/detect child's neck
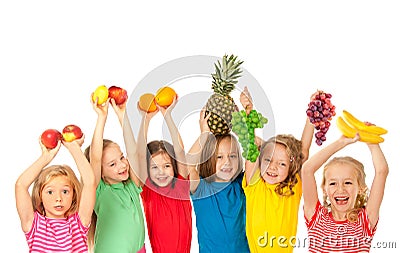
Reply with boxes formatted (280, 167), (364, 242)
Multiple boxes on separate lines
(331, 209), (347, 221)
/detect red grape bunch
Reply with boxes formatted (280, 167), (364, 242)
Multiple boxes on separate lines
(306, 91), (336, 146)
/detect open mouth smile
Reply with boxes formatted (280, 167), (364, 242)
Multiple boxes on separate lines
(266, 171), (278, 177)
(334, 196), (349, 205)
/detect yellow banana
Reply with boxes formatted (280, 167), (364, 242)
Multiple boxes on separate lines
(336, 116), (384, 143)
(342, 110), (388, 135)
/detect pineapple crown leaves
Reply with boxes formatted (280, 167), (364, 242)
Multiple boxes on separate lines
(211, 54), (244, 95)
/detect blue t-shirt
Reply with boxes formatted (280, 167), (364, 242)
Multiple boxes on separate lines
(191, 172), (249, 253)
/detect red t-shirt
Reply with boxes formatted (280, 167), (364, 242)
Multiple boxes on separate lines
(305, 201), (377, 253)
(141, 174), (192, 253)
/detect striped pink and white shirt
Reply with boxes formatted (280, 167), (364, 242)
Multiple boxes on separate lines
(25, 211), (89, 253)
(305, 201), (377, 253)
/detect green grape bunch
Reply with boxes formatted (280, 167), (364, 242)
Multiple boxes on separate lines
(231, 109), (268, 162)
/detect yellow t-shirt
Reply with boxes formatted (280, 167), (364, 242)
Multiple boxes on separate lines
(243, 169), (302, 253)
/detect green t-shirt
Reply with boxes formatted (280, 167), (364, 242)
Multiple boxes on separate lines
(94, 179), (145, 253)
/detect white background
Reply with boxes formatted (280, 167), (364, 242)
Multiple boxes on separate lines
(1, 1), (399, 252)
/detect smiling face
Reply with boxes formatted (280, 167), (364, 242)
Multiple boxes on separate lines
(214, 137), (239, 182)
(101, 143), (130, 184)
(260, 142), (290, 185)
(41, 175), (73, 218)
(149, 152), (175, 187)
(323, 164), (360, 220)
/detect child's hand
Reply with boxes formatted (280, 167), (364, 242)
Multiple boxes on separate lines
(91, 93), (109, 117)
(110, 98), (126, 119)
(62, 134), (85, 149)
(137, 102), (159, 120)
(362, 122), (381, 147)
(39, 137), (61, 160)
(240, 86), (253, 115)
(159, 95), (178, 117)
(338, 134), (360, 146)
(310, 90), (322, 101)
(200, 107), (211, 133)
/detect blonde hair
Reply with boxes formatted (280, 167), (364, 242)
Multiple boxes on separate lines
(199, 134), (243, 183)
(321, 156), (368, 222)
(84, 138), (119, 251)
(259, 134), (304, 196)
(31, 165), (81, 217)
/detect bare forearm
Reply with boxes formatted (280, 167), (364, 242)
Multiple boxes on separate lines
(90, 115), (107, 163)
(68, 145), (95, 186)
(123, 111), (137, 156)
(303, 138), (348, 175)
(187, 132), (210, 166)
(16, 155), (52, 188)
(369, 144), (389, 176)
(301, 117), (315, 162)
(164, 114), (185, 160)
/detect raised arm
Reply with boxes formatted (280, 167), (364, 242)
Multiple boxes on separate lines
(302, 135), (358, 220)
(301, 91), (324, 163)
(239, 86), (259, 184)
(186, 109), (211, 193)
(89, 97), (109, 186)
(63, 136), (96, 227)
(136, 104), (159, 185)
(15, 139), (60, 232)
(240, 86), (253, 115)
(300, 117), (315, 163)
(365, 143), (388, 229)
(159, 98), (188, 178)
(110, 99), (141, 186)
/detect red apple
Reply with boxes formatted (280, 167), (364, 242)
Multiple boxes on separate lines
(41, 129), (62, 149)
(108, 86), (128, 105)
(62, 124), (83, 142)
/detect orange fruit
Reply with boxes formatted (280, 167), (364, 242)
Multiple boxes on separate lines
(92, 85), (109, 105)
(155, 86), (176, 107)
(139, 93), (157, 112)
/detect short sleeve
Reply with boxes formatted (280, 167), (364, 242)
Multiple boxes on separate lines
(25, 211), (39, 240)
(361, 208), (378, 237)
(74, 212), (90, 234)
(127, 179), (143, 194)
(305, 200), (323, 229)
(190, 178), (207, 199)
(96, 178), (106, 198)
(242, 168), (262, 189)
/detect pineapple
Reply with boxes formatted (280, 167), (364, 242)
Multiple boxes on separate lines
(205, 54), (243, 135)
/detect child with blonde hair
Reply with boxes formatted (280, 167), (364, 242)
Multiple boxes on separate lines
(15, 134), (95, 253)
(241, 86), (315, 253)
(85, 97), (145, 253)
(302, 134), (388, 252)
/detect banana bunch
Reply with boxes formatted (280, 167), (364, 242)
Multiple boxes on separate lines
(336, 110), (387, 143)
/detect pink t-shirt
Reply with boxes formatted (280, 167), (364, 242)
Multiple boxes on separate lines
(25, 211), (89, 253)
(305, 201), (377, 253)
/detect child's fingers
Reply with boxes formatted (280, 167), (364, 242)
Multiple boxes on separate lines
(200, 107), (209, 120)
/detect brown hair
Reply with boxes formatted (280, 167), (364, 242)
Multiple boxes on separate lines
(84, 138), (118, 251)
(31, 165), (81, 217)
(199, 134), (243, 183)
(146, 140), (179, 188)
(259, 134), (304, 196)
(321, 156), (368, 222)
